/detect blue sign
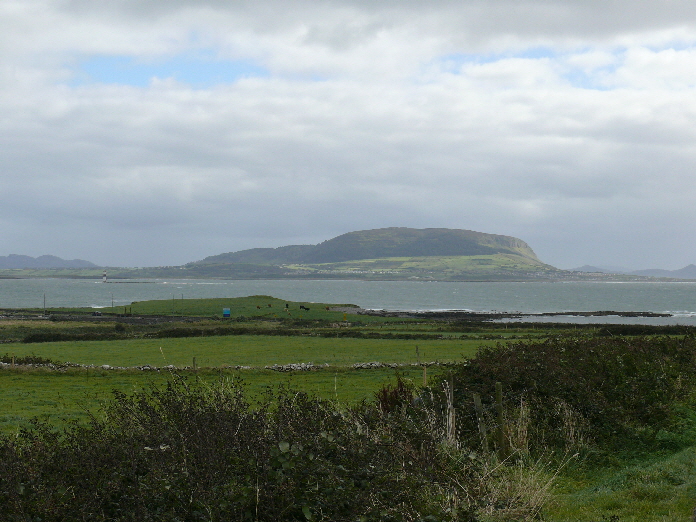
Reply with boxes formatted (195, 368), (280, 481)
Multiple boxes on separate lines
(222, 308), (230, 318)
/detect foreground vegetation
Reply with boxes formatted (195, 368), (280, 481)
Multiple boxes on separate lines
(3, 297), (696, 520)
(0, 376), (532, 521)
(0, 367), (436, 432)
(3, 336), (696, 520)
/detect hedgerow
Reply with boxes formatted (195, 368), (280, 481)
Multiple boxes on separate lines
(0, 377), (490, 521)
(441, 336), (696, 452)
(0, 352), (60, 365)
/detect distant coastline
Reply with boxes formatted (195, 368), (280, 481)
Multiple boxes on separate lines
(1, 279), (696, 325)
(0, 267), (688, 283)
(339, 307), (672, 320)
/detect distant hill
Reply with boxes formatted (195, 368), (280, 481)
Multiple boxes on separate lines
(0, 254), (98, 269)
(571, 264), (696, 280)
(631, 264), (696, 279)
(193, 227), (542, 266)
(570, 265), (628, 274)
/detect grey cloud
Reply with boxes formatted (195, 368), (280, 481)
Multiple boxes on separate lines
(2, 1), (696, 267)
(59, 1), (696, 38)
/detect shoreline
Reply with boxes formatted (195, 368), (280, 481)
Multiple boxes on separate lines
(334, 307), (672, 320)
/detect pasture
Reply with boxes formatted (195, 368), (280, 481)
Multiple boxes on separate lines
(0, 295), (513, 431)
(2, 335), (482, 368)
(0, 366), (434, 432)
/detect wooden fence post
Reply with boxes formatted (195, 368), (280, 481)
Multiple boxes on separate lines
(473, 392), (489, 453)
(444, 377), (457, 447)
(495, 381), (509, 461)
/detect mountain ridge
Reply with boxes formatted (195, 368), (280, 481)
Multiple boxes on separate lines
(630, 264), (696, 279)
(0, 254), (97, 269)
(571, 264), (696, 280)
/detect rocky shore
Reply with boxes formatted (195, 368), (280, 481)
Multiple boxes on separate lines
(332, 307), (671, 320)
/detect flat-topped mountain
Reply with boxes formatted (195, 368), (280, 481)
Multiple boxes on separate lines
(192, 227), (542, 266)
(0, 254), (97, 269)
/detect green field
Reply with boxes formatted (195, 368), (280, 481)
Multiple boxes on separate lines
(8, 295), (360, 320)
(127, 295), (358, 319)
(283, 253), (556, 278)
(0, 297), (485, 432)
(4, 335), (482, 368)
(0, 366), (436, 432)
(0, 332), (480, 432)
(548, 449), (696, 521)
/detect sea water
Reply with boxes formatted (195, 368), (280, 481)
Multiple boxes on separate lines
(2, 278), (696, 325)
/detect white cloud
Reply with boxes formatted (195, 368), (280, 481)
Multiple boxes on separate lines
(611, 47), (696, 89)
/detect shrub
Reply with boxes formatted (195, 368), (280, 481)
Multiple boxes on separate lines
(0, 376), (493, 521)
(439, 336), (696, 453)
(375, 375), (415, 414)
(0, 352), (60, 365)
(22, 332), (124, 343)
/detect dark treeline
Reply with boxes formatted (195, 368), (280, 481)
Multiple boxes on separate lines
(14, 317), (696, 344)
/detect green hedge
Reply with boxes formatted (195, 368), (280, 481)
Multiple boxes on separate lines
(442, 336), (696, 451)
(0, 378), (486, 521)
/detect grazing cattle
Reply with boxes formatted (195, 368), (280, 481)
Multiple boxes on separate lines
(299, 305), (310, 311)
(256, 305), (261, 309)
(268, 304), (272, 308)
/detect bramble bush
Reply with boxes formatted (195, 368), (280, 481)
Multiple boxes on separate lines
(0, 376), (491, 521)
(441, 336), (696, 452)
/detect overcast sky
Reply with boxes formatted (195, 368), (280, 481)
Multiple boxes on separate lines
(2, 0), (696, 269)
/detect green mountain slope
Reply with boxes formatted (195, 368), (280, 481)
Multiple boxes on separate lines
(197, 245), (315, 265)
(193, 227), (541, 265)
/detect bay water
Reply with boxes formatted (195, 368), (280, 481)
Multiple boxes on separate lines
(2, 278), (696, 325)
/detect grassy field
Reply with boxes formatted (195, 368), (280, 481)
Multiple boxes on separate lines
(0, 296), (484, 432)
(3, 335), (483, 368)
(293, 253), (550, 273)
(0, 366), (435, 432)
(7, 295), (360, 320)
(126, 295), (358, 319)
(547, 447), (696, 521)
(0, 329), (480, 432)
